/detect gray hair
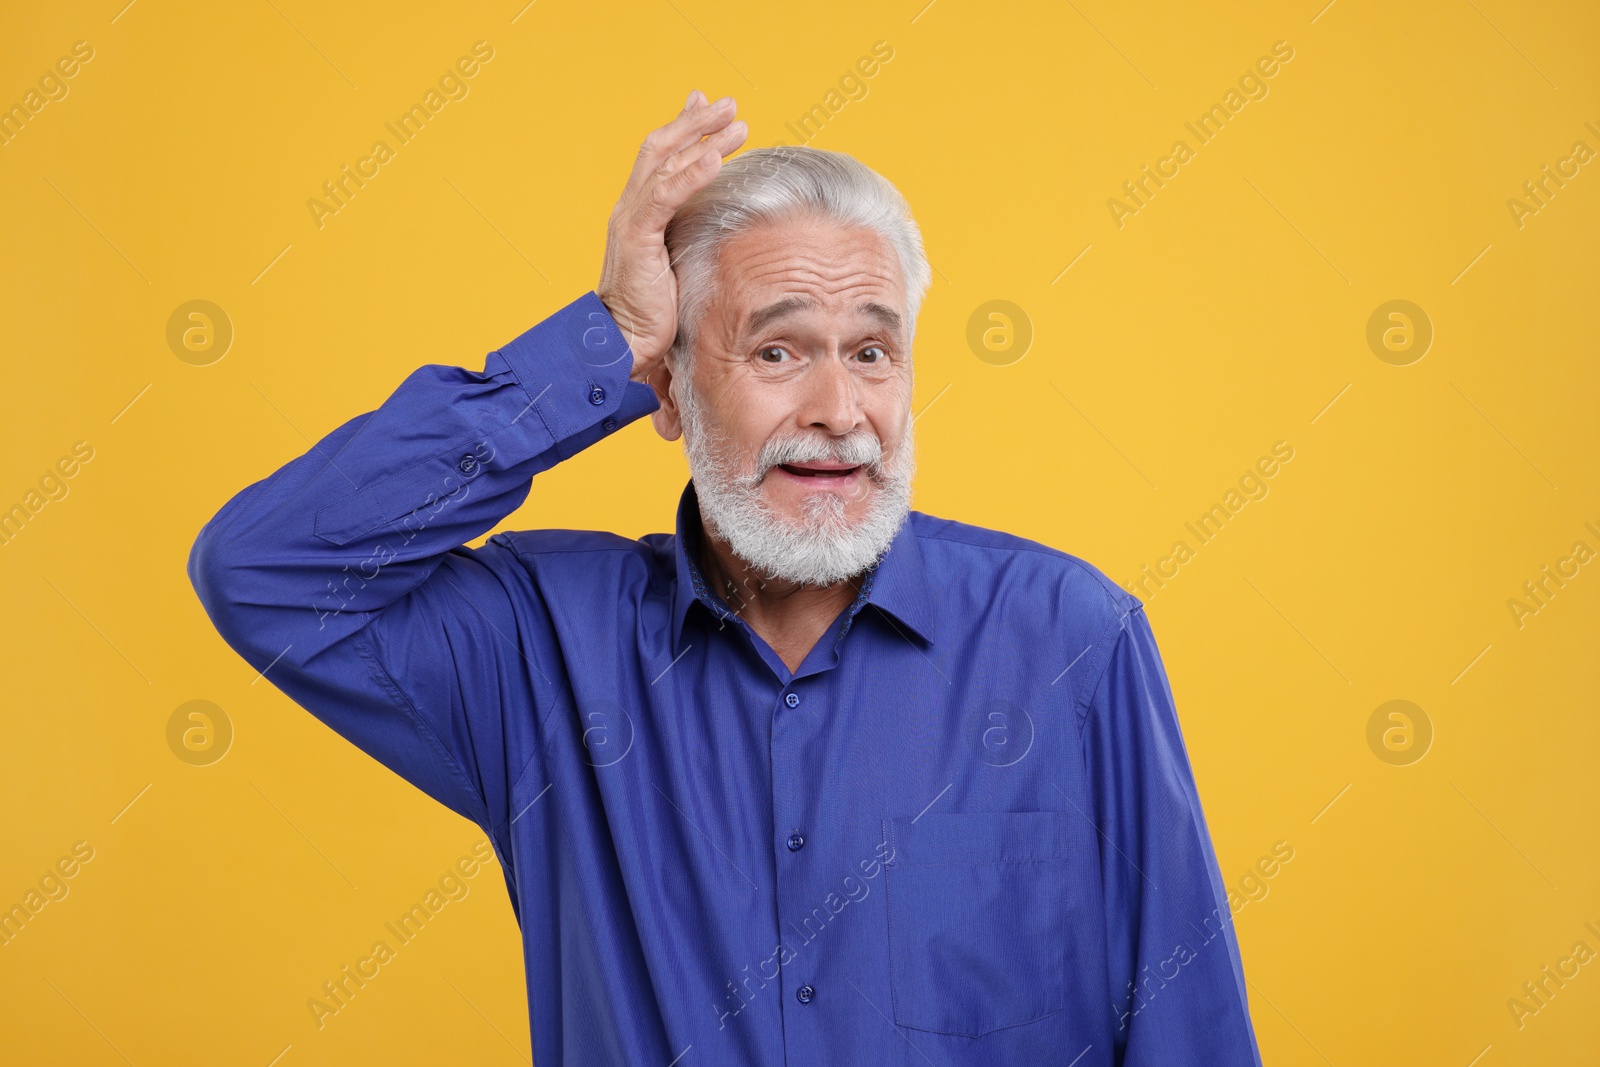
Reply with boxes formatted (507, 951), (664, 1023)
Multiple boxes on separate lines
(663, 145), (932, 375)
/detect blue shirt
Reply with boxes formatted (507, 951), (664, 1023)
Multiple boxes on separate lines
(189, 291), (1262, 1066)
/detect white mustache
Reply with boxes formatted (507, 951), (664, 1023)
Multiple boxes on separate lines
(756, 432), (884, 479)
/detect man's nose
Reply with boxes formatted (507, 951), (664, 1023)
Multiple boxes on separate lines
(798, 351), (864, 435)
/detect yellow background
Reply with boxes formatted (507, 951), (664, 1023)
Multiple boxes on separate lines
(3, 0), (1597, 1063)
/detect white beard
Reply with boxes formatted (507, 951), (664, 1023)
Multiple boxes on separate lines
(676, 376), (915, 587)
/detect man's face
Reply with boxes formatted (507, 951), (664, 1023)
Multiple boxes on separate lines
(661, 213), (917, 585)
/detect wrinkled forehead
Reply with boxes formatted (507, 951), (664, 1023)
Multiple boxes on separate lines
(710, 217), (908, 341)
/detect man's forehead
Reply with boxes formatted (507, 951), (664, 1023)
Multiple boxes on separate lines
(710, 218), (907, 334)
(740, 294), (903, 336)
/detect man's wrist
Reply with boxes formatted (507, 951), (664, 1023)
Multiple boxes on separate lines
(594, 292), (637, 353)
(595, 290), (672, 382)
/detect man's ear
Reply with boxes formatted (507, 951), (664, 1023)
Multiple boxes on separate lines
(648, 358), (683, 441)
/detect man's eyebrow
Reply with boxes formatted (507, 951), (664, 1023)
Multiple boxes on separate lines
(857, 301), (902, 333)
(744, 296), (816, 335)
(742, 297), (904, 335)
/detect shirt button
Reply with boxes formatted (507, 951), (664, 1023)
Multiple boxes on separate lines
(457, 454), (478, 474)
(785, 692), (801, 708)
(602, 417), (618, 433)
(796, 984), (815, 1004)
(787, 833), (805, 852)
(588, 385), (606, 405)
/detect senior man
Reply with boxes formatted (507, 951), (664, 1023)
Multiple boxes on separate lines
(190, 91), (1262, 1065)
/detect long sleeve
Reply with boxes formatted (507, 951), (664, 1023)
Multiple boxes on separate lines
(187, 291), (660, 838)
(1081, 605), (1263, 1065)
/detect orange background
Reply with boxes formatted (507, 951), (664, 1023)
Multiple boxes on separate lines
(2, 1), (1597, 1063)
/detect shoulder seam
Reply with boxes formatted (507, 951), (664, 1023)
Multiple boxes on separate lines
(914, 527), (1130, 589)
(1073, 601), (1144, 730)
(915, 528), (1074, 561)
(916, 527), (1136, 612)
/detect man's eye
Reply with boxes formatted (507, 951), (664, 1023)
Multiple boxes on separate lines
(758, 346), (790, 363)
(858, 345), (888, 363)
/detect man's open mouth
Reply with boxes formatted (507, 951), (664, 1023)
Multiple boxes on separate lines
(777, 463), (861, 478)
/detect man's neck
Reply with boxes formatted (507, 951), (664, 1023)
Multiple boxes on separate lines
(696, 520), (860, 673)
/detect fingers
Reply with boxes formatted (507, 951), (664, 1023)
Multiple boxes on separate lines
(656, 117), (747, 180)
(617, 91), (746, 230)
(652, 143), (722, 208)
(643, 120), (747, 223)
(633, 94), (737, 178)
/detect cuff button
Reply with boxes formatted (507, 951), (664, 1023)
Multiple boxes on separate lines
(457, 454), (478, 474)
(588, 385), (607, 405)
(602, 418), (618, 433)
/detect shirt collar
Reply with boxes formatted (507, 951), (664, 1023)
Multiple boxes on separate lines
(669, 479), (936, 654)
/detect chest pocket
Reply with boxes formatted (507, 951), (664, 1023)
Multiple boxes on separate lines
(882, 811), (1069, 1038)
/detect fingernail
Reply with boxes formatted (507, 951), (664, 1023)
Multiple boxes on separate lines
(714, 96), (734, 110)
(685, 90), (698, 109)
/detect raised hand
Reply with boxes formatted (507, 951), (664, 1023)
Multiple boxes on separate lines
(597, 90), (747, 386)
